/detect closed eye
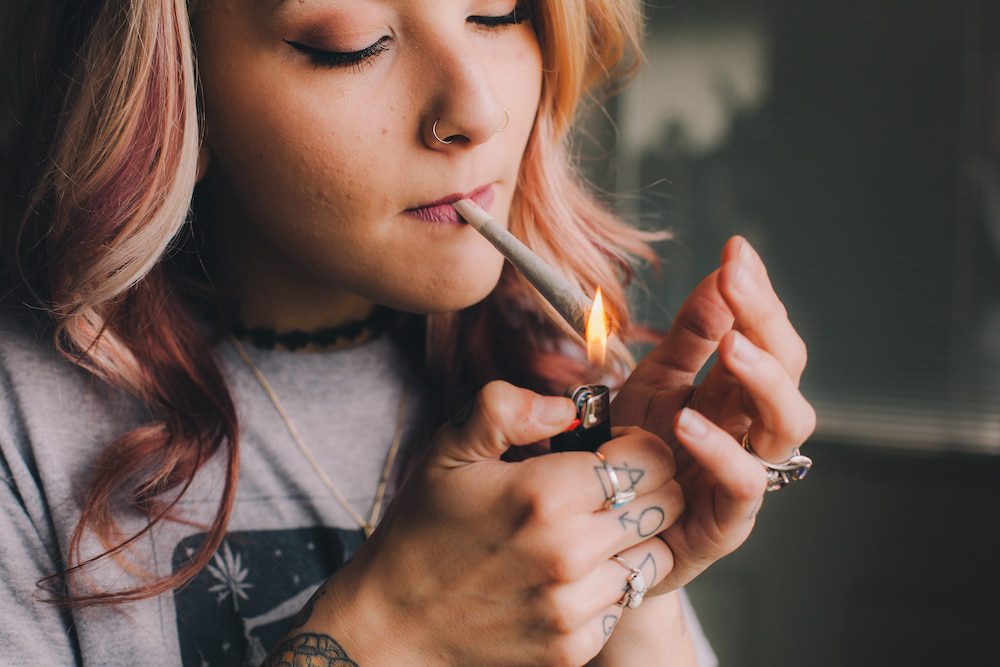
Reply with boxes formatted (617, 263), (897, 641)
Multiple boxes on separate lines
(284, 37), (391, 71)
(468, 6), (531, 29)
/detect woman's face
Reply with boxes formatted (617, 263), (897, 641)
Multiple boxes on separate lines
(193, 1), (543, 318)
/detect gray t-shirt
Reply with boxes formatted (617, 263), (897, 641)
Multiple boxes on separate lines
(0, 313), (716, 666)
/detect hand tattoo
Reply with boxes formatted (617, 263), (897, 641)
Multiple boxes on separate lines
(618, 506), (665, 538)
(593, 461), (645, 497)
(265, 633), (358, 667)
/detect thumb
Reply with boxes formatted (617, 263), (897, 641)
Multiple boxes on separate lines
(432, 380), (576, 467)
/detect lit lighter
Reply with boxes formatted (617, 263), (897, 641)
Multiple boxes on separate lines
(450, 199), (613, 454)
(550, 384), (612, 452)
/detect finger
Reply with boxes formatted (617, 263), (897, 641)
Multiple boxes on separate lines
(597, 606), (624, 647)
(522, 426), (677, 515)
(613, 269), (734, 425)
(548, 535), (674, 627)
(432, 380), (576, 466)
(590, 481), (684, 559)
(509, 478), (683, 593)
(719, 330), (817, 461)
(674, 407), (768, 510)
(718, 236), (808, 382)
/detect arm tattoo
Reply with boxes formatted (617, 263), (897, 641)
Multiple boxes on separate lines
(265, 633), (359, 667)
(617, 506), (665, 537)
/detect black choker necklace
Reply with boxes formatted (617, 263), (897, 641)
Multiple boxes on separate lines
(231, 307), (393, 351)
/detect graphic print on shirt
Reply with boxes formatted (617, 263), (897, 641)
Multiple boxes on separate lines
(172, 527), (364, 666)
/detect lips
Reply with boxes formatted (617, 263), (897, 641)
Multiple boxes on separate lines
(404, 183), (495, 224)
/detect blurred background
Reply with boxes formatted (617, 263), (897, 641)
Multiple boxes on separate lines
(578, 0), (1000, 664)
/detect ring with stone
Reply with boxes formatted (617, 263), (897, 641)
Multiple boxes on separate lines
(593, 450), (635, 510)
(741, 431), (813, 492)
(610, 555), (647, 609)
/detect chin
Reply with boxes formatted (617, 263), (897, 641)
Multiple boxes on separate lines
(376, 264), (504, 316)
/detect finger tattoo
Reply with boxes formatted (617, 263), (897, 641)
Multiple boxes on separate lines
(593, 461), (645, 496)
(603, 614), (618, 642)
(638, 552), (657, 585)
(618, 507), (665, 537)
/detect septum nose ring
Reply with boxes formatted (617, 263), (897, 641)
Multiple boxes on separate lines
(432, 109), (509, 145)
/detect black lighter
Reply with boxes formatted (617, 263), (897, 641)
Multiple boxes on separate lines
(549, 384), (612, 452)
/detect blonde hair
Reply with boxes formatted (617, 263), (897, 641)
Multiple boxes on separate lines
(2, 0), (660, 606)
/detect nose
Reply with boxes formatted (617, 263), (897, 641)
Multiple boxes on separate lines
(420, 40), (508, 150)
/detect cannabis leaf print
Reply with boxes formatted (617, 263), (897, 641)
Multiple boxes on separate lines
(206, 541), (254, 611)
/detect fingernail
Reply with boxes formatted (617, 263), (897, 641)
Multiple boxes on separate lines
(731, 331), (761, 364)
(732, 263), (756, 296)
(678, 408), (708, 438)
(739, 238), (753, 262)
(538, 397), (576, 427)
(561, 418), (581, 433)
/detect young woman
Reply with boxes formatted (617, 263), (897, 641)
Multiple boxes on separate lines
(0, 0), (815, 664)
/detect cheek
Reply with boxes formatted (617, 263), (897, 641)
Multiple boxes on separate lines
(204, 76), (401, 247)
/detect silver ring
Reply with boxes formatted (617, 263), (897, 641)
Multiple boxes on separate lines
(431, 119), (453, 144)
(494, 108), (509, 134)
(741, 431), (813, 492)
(593, 450), (635, 510)
(610, 555), (647, 609)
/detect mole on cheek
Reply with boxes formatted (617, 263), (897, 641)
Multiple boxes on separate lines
(381, 128), (387, 136)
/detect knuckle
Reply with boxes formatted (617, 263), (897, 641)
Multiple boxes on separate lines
(796, 402), (817, 442)
(477, 381), (513, 426)
(542, 548), (588, 584)
(736, 468), (768, 499)
(652, 537), (676, 578)
(792, 336), (809, 374)
(653, 441), (677, 479)
(536, 593), (577, 635)
(773, 297), (789, 321)
(660, 480), (686, 519)
(521, 484), (564, 525)
(678, 294), (731, 343)
(615, 427), (676, 478)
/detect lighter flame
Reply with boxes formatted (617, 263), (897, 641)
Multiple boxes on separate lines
(586, 288), (609, 368)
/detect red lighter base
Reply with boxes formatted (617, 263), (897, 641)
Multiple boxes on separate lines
(562, 418), (582, 433)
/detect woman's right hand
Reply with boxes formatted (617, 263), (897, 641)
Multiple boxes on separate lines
(281, 381), (686, 667)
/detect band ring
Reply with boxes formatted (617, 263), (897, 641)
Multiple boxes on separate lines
(610, 555), (647, 609)
(741, 431), (813, 492)
(593, 450), (635, 510)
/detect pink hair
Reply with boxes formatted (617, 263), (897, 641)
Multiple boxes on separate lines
(1, 0), (664, 606)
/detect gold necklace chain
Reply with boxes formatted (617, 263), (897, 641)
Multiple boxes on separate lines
(230, 335), (409, 538)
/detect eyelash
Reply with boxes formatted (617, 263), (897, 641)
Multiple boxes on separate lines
(286, 6), (530, 71)
(285, 37), (392, 71)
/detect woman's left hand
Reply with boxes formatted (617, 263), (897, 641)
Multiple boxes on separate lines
(611, 235), (816, 593)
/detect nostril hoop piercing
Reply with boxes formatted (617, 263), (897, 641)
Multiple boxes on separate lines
(495, 109), (509, 134)
(432, 119), (453, 145)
